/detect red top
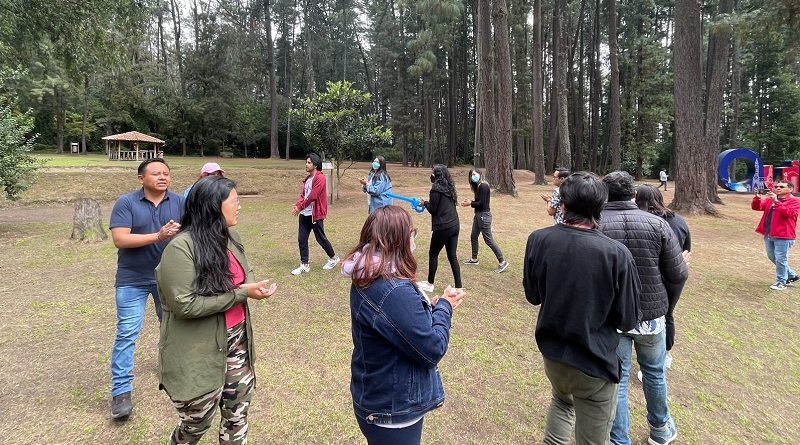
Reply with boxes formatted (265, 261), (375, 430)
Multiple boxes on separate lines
(225, 250), (246, 328)
(294, 170), (328, 222)
(752, 195), (800, 240)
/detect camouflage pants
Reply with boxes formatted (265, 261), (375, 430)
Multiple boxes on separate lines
(169, 322), (254, 445)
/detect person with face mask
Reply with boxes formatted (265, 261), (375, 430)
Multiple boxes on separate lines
(417, 164), (462, 293)
(460, 169), (509, 273)
(343, 205), (465, 445)
(359, 156), (394, 213)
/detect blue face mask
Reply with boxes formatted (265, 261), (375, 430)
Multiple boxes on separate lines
(471, 173), (480, 183)
(371, 161), (381, 171)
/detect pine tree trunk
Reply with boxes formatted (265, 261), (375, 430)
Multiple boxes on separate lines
(729, 32), (741, 147)
(265, 0), (279, 158)
(531, 0), (546, 184)
(477, 0), (495, 172)
(546, 5), (560, 171)
(673, 0), (716, 215)
(71, 198), (108, 242)
(589, 0), (601, 173)
(607, 0), (621, 170)
(81, 76), (89, 155)
(555, 0), (571, 168)
(704, 0), (734, 203)
(492, 0), (517, 195)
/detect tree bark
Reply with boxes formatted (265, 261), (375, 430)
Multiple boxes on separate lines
(56, 86), (65, 153)
(265, 0), (280, 158)
(589, 0), (601, 172)
(673, 0), (716, 215)
(70, 198), (108, 242)
(81, 76), (89, 155)
(491, 0), (517, 195)
(555, 0), (571, 168)
(531, 0), (546, 184)
(477, 0), (495, 171)
(607, 0), (621, 170)
(729, 30), (741, 147)
(704, 0), (734, 203)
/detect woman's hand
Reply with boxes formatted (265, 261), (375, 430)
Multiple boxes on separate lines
(359, 177), (368, 185)
(242, 280), (278, 300)
(460, 199), (471, 207)
(290, 205), (299, 216)
(439, 286), (465, 310)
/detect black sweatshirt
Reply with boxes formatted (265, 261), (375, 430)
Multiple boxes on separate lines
(523, 224), (641, 382)
(470, 183), (491, 213)
(425, 189), (459, 231)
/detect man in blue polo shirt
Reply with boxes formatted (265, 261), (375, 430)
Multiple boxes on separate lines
(108, 158), (184, 420)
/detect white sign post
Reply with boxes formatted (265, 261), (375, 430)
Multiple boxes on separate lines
(322, 161), (334, 203)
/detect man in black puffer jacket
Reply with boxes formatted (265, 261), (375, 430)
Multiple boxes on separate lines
(599, 171), (688, 445)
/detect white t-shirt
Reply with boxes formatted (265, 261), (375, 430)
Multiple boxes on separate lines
(659, 171), (668, 182)
(300, 176), (314, 216)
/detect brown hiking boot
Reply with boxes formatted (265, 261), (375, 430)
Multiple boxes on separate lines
(111, 392), (133, 419)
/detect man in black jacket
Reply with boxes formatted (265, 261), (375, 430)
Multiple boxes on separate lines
(599, 171), (688, 445)
(524, 172), (641, 444)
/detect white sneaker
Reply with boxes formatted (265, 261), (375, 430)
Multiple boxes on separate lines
(665, 353), (673, 369)
(637, 370), (643, 382)
(291, 263), (310, 275)
(495, 260), (510, 273)
(417, 281), (434, 293)
(323, 256), (340, 270)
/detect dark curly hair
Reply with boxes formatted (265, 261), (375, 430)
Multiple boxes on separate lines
(603, 171), (635, 202)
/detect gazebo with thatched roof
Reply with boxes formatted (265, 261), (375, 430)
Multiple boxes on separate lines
(102, 131), (165, 161)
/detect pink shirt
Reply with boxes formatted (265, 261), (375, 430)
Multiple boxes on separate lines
(225, 250), (246, 328)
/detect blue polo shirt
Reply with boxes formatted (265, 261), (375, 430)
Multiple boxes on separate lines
(109, 188), (184, 287)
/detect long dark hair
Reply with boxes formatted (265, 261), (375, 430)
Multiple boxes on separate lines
(560, 172), (607, 228)
(431, 164), (457, 202)
(370, 155), (391, 183)
(344, 205), (418, 288)
(181, 176), (244, 296)
(635, 184), (674, 218)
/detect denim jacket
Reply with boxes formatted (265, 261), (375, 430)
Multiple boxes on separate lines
(349, 276), (453, 425)
(363, 172), (393, 213)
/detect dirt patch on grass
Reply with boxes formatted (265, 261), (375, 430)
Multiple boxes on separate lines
(0, 161), (797, 444)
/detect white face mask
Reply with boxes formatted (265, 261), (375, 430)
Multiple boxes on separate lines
(371, 161), (381, 170)
(471, 173), (480, 183)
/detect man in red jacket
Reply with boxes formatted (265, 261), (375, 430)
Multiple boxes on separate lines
(291, 153), (339, 275)
(752, 180), (800, 290)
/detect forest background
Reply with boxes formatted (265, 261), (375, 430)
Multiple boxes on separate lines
(0, 0), (799, 213)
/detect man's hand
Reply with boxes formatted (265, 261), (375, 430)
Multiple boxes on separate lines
(682, 250), (692, 265)
(291, 205), (299, 216)
(541, 194), (552, 203)
(157, 220), (180, 241)
(460, 199), (471, 207)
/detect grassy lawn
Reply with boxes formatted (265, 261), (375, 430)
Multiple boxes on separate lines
(0, 156), (797, 444)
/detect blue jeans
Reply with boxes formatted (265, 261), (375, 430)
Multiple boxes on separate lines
(111, 284), (162, 397)
(764, 236), (796, 284)
(610, 330), (672, 445)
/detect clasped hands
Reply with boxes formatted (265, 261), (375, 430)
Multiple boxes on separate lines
(430, 285), (466, 310)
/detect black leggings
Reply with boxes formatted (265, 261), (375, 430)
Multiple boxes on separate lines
(298, 214), (335, 263)
(428, 225), (462, 288)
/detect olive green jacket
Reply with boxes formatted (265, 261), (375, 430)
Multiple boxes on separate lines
(155, 229), (256, 401)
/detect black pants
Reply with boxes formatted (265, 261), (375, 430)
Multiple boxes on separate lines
(428, 225), (462, 288)
(356, 416), (424, 445)
(470, 211), (504, 262)
(298, 214), (335, 263)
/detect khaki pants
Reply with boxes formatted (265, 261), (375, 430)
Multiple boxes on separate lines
(542, 358), (618, 445)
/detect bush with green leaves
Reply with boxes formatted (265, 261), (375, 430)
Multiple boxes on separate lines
(1, 69), (40, 201)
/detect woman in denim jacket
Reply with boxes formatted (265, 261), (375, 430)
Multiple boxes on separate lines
(359, 156), (394, 213)
(343, 205), (465, 445)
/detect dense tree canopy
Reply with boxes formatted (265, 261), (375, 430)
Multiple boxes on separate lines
(1, 0), (798, 207)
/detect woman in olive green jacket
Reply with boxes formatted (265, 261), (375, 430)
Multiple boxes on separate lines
(156, 176), (277, 445)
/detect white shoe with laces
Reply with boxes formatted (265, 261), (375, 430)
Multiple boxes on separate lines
(323, 256), (340, 270)
(291, 263), (310, 275)
(416, 281), (434, 293)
